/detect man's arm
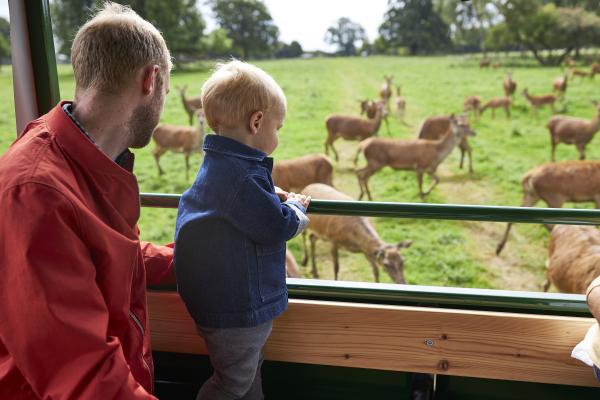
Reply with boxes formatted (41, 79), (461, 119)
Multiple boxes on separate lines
(0, 184), (156, 400)
(587, 276), (600, 322)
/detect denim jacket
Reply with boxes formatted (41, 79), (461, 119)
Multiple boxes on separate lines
(174, 134), (308, 328)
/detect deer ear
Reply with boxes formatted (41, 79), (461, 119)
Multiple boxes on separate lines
(396, 240), (413, 250)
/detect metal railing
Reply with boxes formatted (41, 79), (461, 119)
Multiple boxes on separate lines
(142, 193), (594, 317)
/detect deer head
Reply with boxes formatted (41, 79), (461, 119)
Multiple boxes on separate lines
(375, 240), (413, 284)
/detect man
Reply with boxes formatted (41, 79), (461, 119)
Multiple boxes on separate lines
(586, 276), (600, 381)
(0, 3), (174, 399)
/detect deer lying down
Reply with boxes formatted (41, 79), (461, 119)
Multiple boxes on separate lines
(300, 183), (412, 283)
(354, 114), (475, 200)
(547, 101), (600, 161)
(272, 154), (334, 193)
(417, 114), (477, 173)
(151, 110), (205, 179)
(545, 225), (600, 293)
(496, 160), (600, 255)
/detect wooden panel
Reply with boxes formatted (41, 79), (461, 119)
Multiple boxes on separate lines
(147, 291), (600, 388)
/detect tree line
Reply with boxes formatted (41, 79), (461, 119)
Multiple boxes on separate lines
(5, 0), (600, 67)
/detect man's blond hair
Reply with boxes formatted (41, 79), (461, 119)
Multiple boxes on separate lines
(71, 2), (172, 93)
(201, 60), (287, 132)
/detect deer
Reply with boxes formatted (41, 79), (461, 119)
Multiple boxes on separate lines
(522, 89), (557, 115)
(544, 225), (600, 294)
(479, 58), (491, 68)
(503, 72), (517, 98)
(176, 85), (203, 126)
(354, 114), (475, 200)
(463, 95), (482, 120)
(325, 103), (384, 161)
(418, 114), (477, 173)
(360, 99), (390, 135)
(492, 61), (502, 69)
(591, 63), (600, 79)
(151, 110), (205, 180)
(547, 101), (600, 161)
(495, 160), (600, 255)
(395, 85), (406, 121)
(286, 248), (301, 278)
(480, 96), (511, 119)
(553, 73), (568, 97)
(564, 57), (576, 68)
(272, 154), (334, 192)
(379, 75), (393, 108)
(571, 68), (589, 79)
(300, 183), (413, 283)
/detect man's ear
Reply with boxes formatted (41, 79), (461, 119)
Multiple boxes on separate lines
(142, 65), (160, 96)
(249, 111), (264, 135)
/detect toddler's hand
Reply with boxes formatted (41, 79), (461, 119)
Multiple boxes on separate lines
(287, 192), (311, 209)
(274, 186), (288, 201)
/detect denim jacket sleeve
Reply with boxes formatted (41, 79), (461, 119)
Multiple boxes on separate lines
(227, 174), (302, 244)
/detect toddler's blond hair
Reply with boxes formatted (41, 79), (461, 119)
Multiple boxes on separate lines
(201, 60), (287, 132)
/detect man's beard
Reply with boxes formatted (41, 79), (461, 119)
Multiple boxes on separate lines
(128, 90), (163, 149)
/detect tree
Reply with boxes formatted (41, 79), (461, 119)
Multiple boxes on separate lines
(51, 0), (97, 58)
(379, 0), (452, 55)
(209, 0), (279, 59)
(485, 22), (515, 54)
(203, 28), (235, 58)
(275, 41), (303, 58)
(0, 17), (10, 68)
(324, 17), (367, 56)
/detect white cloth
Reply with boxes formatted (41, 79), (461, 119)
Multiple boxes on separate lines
(571, 323), (599, 367)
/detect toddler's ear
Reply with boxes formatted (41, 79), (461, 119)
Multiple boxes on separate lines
(249, 111), (264, 135)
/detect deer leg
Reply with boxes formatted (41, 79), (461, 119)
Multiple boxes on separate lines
(505, 105), (511, 119)
(467, 144), (473, 173)
(366, 254), (380, 283)
(309, 233), (319, 279)
(331, 244), (340, 280)
(185, 153), (190, 180)
(459, 147), (465, 169)
(384, 115), (391, 136)
(542, 270), (551, 292)
(356, 166), (376, 201)
(424, 171), (440, 195)
(496, 223), (513, 255)
(577, 143), (586, 160)
(551, 139), (557, 162)
(152, 148), (167, 176)
(301, 230), (309, 266)
(417, 171), (425, 199)
(188, 112), (193, 126)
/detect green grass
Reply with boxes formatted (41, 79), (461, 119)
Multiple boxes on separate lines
(3, 55), (600, 290)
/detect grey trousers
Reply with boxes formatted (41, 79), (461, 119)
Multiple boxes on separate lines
(195, 321), (273, 400)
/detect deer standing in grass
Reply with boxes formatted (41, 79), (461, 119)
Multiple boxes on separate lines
(418, 114), (477, 173)
(590, 63), (600, 79)
(300, 183), (413, 283)
(463, 96), (482, 120)
(571, 68), (589, 79)
(176, 85), (203, 126)
(503, 72), (517, 98)
(360, 99), (390, 135)
(496, 161), (600, 255)
(325, 104), (384, 161)
(354, 114), (475, 200)
(547, 101), (600, 161)
(395, 85), (406, 121)
(479, 58), (491, 68)
(480, 97), (511, 119)
(151, 110), (205, 179)
(272, 154), (334, 192)
(379, 75), (393, 110)
(553, 73), (568, 97)
(544, 225), (600, 293)
(522, 89), (557, 115)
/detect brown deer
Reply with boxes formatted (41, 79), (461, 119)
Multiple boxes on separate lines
(272, 154), (334, 192)
(395, 85), (406, 121)
(522, 89), (556, 115)
(379, 75), (393, 107)
(571, 68), (589, 79)
(547, 101), (600, 161)
(492, 61), (502, 69)
(325, 104), (384, 161)
(360, 99), (390, 135)
(591, 63), (600, 79)
(418, 114), (477, 173)
(300, 183), (413, 283)
(503, 72), (517, 98)
(176, 85), (203, 126)
(479, 58), (491, 68)
(564, 57), (576, 68)
(480, 97), (511, 119)
(496, 160), (600, 255)
(354, 115), (475, 200)
(553, 73), (568, 97)
(151, 110), (205, 179)
(545, 225), (600, 293)
(463, 96), (482, 120)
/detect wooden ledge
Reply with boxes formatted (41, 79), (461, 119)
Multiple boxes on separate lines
(148, 291), (600, 388)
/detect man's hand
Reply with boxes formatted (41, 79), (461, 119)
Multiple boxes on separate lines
(274, 186), (288, 201)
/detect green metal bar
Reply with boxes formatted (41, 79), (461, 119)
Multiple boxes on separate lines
(24, 0), (60, 114)
(140, 193), (600, 225)
(150, 279), (590, 317)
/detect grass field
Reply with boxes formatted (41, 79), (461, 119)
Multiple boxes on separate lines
(2, 55), (600, 291)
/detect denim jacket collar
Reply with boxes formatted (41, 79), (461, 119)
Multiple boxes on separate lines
(203, 134), (273, 170)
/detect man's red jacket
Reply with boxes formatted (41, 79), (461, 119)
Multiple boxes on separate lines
(0, 103), (174, 399)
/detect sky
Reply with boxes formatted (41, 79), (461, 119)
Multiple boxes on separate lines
(0, 1), (390, 52)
